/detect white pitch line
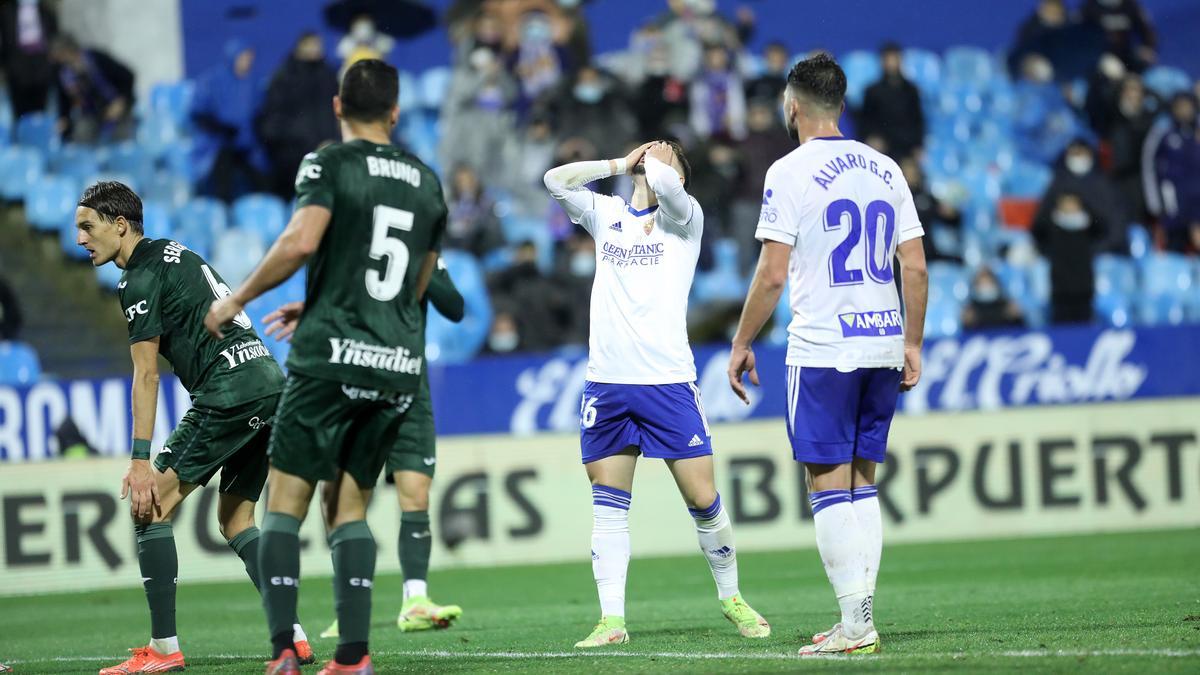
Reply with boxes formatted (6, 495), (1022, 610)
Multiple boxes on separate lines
(8, 647), (1200, 664)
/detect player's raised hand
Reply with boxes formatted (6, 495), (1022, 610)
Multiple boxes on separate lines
(646, 141), (674, 164)
(263, 301), (306, 342)
(623, 141), (656, 170)
(901, 344), (922, 391)
(727, 343), (759, 405)
(204, 296), (244, 339)
(122, 459), (160, 522)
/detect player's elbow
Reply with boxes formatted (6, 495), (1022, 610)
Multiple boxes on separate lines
(542, 169), (562, 195)
(281, 228), (320, 258)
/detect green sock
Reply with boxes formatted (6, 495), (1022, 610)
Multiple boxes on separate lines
(228, 526), (263, 591)
(259, 512), (301, 655)
(135, 523), (178, 640)
(399, 511), (431, 586)
(329, 520), (376, 655)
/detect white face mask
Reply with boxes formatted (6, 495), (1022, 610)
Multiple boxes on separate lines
(351, 18), (374, 41)
(488, 332), (519, 352)
(570, 251), (596, 277)
(1065, 155), (1093, 176)
(973, 282), (1001, 303)
(1053, 210), (1090, 231)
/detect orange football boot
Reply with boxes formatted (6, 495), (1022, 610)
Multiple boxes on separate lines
(317, 655), (374, 674)
(264, 648), (300, 675)
(98, 646), (185, 674)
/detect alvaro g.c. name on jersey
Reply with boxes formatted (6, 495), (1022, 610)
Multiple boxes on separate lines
(284, 140), (446, 393)
(756, 138), (924, 370)
(118, 238), (283, 408)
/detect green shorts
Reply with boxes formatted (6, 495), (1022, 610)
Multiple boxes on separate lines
(268, 373), (413, 487)
(386, 385), (436, 479)
(156, 393), (280, 502)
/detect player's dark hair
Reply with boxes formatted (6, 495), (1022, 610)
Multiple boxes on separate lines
(787, 52), (846, 114)
(664, 140), (691, 187)
(79, 181), (143, 234)
(339, 58), (399, 123)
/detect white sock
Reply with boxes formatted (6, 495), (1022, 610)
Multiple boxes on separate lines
(811, 489), (872, 637)
(404, 579), (428, 600)
(689, 493), (740, 600)
(149, 636), (179, 655)
(292, 623), (307, 643)
(591, 485), (632, 618)
(852, 485), (882, 594)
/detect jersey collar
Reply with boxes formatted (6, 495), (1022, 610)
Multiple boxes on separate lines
(627, 203), (658, 217)
(813, 135), (853, 141)
(126, 237), (155, 268)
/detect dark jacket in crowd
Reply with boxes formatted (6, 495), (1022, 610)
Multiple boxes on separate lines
(0, 275), (21, 340)
(1108, 103), (1155, 222)
(1081, 0), (1157, 69)
(54, 47), (134, 122)
(0, 0), (57, 116)
(858, 73), (925, 159)
(257, 55), (340, 198)
(1143, 118), (1200, 249)
(488, 260), (573, 351)
(1041, 151), (1127, 253)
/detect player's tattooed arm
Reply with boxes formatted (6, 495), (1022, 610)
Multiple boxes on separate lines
(728, 241), (791, 404)
(124, 337), (162, 521)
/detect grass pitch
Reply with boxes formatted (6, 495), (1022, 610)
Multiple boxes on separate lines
(3, 528), (1198, 673)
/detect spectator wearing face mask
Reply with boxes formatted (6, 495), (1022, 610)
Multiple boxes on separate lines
(441, 41), (518, 177)
(1106, 74), (1156, 223)
(859, 42), (925, 160)
(628, 22), (690, 138)
(1008, 0), (1107, 82)
(544, 65), (636, 160)
(257, 32), (340, 198)
(1142, 93), (1200, 253)
(555, 233), (596, 345)
(505, 9), (572, 114)
(488, 242), (573, 351)
(689, 140), (743, 240)
(731, 100), (792, 271)
(1040, 139), (1128, 253)
(689, 43), (746, 141)
(444, 164), (505, 258)
(1033, 191), (1104, 323)
(503, 113), (560, 216)
(336, 13), (394, 75)
(1084, 53), (1129, 137)
(485, 310), (522, 355)
(962, 266), (1025, 330)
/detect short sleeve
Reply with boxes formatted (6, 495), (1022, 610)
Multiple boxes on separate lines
(294, 150), (334, 210)
(119, 271), (164, 344)
(896, 177), (925, 244)
(754, 163), (801, 246)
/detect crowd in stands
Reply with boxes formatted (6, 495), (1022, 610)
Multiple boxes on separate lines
(1, 0), (1199, 379)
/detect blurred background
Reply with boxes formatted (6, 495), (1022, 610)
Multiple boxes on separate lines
(0, 0), (1198, 591)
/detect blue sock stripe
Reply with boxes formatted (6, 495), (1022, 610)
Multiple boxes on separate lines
(688, 493), (723, 520)
(810, 489), (852, 515)
(852, 485), (879, 501)
(592, 485), (631, 510)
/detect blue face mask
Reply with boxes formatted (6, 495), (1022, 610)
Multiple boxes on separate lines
(574, 83), (604, 104)
(523, 18), (552, 44)
(570, 251), (596, 277)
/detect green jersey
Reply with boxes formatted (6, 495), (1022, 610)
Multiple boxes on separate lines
(287, 139), (447, 393)
(118, 238), (284, 408)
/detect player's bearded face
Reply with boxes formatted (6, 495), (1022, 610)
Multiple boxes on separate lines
(631, 161), (646, 176)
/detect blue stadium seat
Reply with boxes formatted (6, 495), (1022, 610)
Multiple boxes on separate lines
(426, 250), (491, 364)
(141, 171), (191, 210)
(0, 145), (46, 200)
(1138, 292), (1187, 326)
(106, 142), (157, 185)
(1142, 66), (1192, 99)
(693, 239), (748, 303)
(84, 171), (139, 195)
(419, 66), (452, 110)
(928, 261), (970, 304)
(1094, 254), (1138, 298)
(1095, 290), (1132, 327)
(148, 81), (195, 129)
(161, 136), (200, 184)
(398, 70), (419, 112)
(766, 283), (792, 346)
(232, 193), (288, 240)
(141, 200), (173, 240)
(50, 144), (103, 186)
(1139, 252), (1192, 300)
(840, 50), (881, 108)
(136, 115), (179, 157)
(902, 48), (941, 94)
(24, 175), (78, 233)
(0, 341), (41, 385)
(1128, 223), (1151, 259)
(1025, 256), (1051, 327)
(943, 46), (993, 84)
(924, 297), (962, 339)
(15, 112), (58, 153)
(211, 227), (268, 288)
(499, 214), (554, 271)
(176, 196), (228, 245)
(1003, 160), (1051, 198)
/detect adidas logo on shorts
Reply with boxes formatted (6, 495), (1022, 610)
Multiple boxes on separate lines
(688, 434), (704, 447)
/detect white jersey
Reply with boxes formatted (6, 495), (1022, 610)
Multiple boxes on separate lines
(545, 157), (702, 384)
(755, 138), (923, 369)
